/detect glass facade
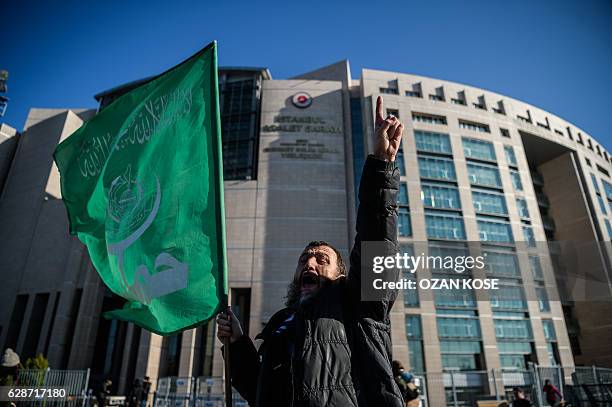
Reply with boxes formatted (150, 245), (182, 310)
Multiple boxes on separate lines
(522, 226), (536, 246)
(536, 287), (551, 312)
(413, 112), (447, 125)
(472, 190), (507, 215)
(399, 207), (412, 237)
(422, 183), (461, 210)
(494, 318), (532, 339)
(598, 195), (608, 214)
(462, 138), (496, 161)
(418, 156), (457, 181)
(591, 173), (600, 193)
(220, 75), (260, 180)
(459, 120), (490, 133)
(504, 145), (518, 166)
(396, 143), (406, 176)
(351, 97), (365, 204)
(477, 218), (514, 243)
(398, 183), (409, 205)
(516, 198), (530, 218)
(467, 163), (502, 188)
(606, 219), (612, 239)
(425, 211), (466, 240)
(603, 180), (612, 201)
(407, 315), (426, 373)
(415, 131), (452, 154)
(510, 170), (523, 191)
(529, 256), (544, 280)
(484, 251), (520, 278)
(490, 284), (526, 310)
(437, 317), (481, 338)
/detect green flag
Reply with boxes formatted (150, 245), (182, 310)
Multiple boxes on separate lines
(54, 42), (227, 335)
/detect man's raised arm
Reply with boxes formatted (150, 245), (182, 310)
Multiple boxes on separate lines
(346, 96), (403, 321)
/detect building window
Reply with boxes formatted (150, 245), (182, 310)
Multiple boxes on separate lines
(591, 173), (601, 193)
(510, 170), (523, 191)
(418, 156), (457, 181)
(472, 190), (508, 215)
(542, 320), (559, 365)
(603, 180), (612, 201)
(500, 128), (511, 138)
(494, 317), (532, 338)
(493, 100), (506, 115)
(398, 184), (412, 238)
(220, 77), (261, 180)
(605, 219), (612, 240)
(483, 250), (520, 278)
(386, 108), (399, 118)
(467, 163), (502, 188)
(398, 208), (412, 237)
(536, 286), (551, 312)
(542, 320), (556, 341)
(412, 112), (447, 125)
(434, 284), (476, 308)
(597, 164), (610, 177)
(462, 138), (496, 161)
(437, 316), (481, 339)
(422, 183), (461, 210)
(396, 142), (406, 176)
(498, 341), (534, 369)
(516, 198), (530, 218)
(415, 130), (452, 155)
(522, 226), (536, 247)
(491, 285), (527, 311)
(598, 195), (608, 215)
(406, 83), (423, 98)
(425, 211), (466, 240)
(406, 315), (426, 373)
(477, 218), (514, 243)
(379, 87), (399, 95)
(529, 255), (544, 280)
(440, 341), (483, 371)
(429, 86), (445, 102)
(398, 183), (409, 205)
(451, 90), (467, 105)
(459, 119), (490, 133)
(504, 145), (518, 167)
(473, 95), (487, 110)
(402, 245), (419, 307)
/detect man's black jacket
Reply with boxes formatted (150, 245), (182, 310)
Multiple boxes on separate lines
(224, 155), (403, 406)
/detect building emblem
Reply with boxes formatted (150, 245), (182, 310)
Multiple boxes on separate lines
(292, 92), (312, 108)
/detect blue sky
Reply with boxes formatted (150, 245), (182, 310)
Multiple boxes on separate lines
(3, 0), (612, 148)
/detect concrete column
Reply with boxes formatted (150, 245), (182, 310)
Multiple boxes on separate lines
(68, 262), (105, 369)
(117, 323), (135, 395)
(178, 329), (198, 377)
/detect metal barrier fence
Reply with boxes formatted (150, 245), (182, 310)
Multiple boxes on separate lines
(153, 366), (612, 407)
(414, 364), (612, 406)
(153, 376), (247, 407)
(16, 368), (90, 407)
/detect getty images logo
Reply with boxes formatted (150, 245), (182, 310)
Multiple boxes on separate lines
(292, 92), (312, 108)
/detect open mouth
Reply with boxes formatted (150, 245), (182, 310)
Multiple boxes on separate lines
(300, 271), (320, 292)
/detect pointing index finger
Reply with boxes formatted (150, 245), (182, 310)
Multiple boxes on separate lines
(376, 96), (384, 124)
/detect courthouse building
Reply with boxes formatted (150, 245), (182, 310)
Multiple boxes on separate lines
(1, 60), (612, 405)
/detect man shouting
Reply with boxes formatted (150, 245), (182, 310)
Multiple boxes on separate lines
(216, 96), (405, 406)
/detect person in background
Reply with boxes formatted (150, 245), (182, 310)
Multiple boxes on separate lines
(512, 387), (532, 407)
(0, 349), (21, 387)
(542, 379), (564, 406)
(141, 377), (151, 407)
(392, 360), (419, 407)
